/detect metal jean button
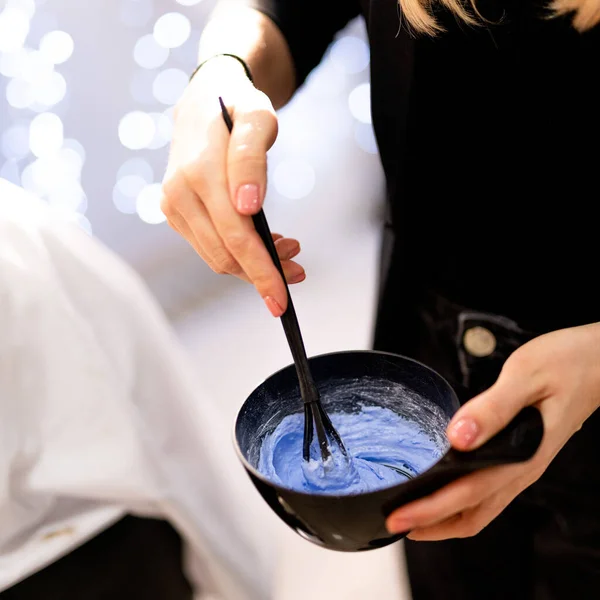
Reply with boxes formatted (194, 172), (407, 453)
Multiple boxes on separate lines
(463, 326), (497, 357)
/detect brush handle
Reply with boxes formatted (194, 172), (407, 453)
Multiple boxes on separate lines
(218, 97), (318, 403)
(434, 405), (544, 474)
(386, 406), (544, 518)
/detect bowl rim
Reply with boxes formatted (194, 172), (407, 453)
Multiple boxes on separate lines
(232, 349), (460, 499)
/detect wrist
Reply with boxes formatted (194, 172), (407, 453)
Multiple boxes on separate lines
(191, 54), (253, 88)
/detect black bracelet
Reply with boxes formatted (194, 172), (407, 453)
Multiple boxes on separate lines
(189, 53), (254, 84)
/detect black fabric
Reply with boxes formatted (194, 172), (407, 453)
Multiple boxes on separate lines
(242, 0), (600, 598)
(0, 516), (194, 600)
(249, 0), (600, 333)
(378, 290), (600, 600)
(395, 0), (600, 334)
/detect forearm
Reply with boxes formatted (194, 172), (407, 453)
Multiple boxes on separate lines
(198, 2), (296, 109)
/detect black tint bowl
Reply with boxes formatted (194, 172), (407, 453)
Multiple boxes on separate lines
(234, 351), (461, 552)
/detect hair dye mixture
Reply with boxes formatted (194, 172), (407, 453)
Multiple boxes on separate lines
(257, 378), (449, 495)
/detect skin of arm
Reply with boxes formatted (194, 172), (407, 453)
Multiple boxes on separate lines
(198, 2), (296, 109)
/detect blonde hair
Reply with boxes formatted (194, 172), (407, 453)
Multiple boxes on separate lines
(400, 0), (600, 35)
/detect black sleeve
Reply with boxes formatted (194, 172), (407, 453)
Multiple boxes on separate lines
(245, 0), (362, 85)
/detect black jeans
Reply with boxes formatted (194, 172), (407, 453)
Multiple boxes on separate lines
(374, 289), (600, 600)
(0, 516), (193, 600)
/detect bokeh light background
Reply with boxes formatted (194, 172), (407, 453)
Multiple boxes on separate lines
(0, 3), (409, 594)
(0, 0), (384, 317)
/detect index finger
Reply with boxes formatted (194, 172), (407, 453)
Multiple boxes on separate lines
(386, 464), (521, 533)
(186, 114), (288, 315)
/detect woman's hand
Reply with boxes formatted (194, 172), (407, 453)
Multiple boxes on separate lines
(387, 322), (600, 540)
(161, 56), (304, 317)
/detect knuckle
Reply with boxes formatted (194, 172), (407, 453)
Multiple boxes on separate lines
(457, 516), (484, 538)
(251, 270), (279, 292)
(223, 231), (252, 255)
(181, 155), (225, 191)
(159, 191), (177, 219)
(461, 480), (483, 504)
(236, 100), (278, 145)
(210, 249), (239, 275)
(181, 159), (209, 189)
(503, 345), (535, 378)
(229, 150), (266, 171)
(160, 174), (181, 206)
(505, 345), (551, 396)
(211, 259), (236, 275)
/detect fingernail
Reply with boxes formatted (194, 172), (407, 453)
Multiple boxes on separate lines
(449, 417), (480, 448)
(236, 184), (260, 213)
(264, 296), (284, 317)
(387, 518), (414, 534)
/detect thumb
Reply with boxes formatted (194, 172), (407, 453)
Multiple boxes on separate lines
(446, 358), (542, 451)
(226, 90), (278, 216)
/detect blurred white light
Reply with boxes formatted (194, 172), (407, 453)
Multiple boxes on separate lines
(273, 159), (316, 200)
(163, 105), (176, 122)
(130, 69), (155, 104)
(306, 63), (346, 98)
(354, 122), (379, 154)
(112, 187), (136, 214)
(348, 83), (372, 124)
(113, 175), (146, 214)
(2, 124), (30, 160)
(0, 47), (29, 78)
(136, 183), (166, 224)
(168, 40), (197, 66)
(133, 34), (169, 69)
(74, 214), (92, 235)
(152, 68), (188, 105)
(24, 155), (72, 195)
(120, 0), (153, 28)
(28, 103), (48, 114)
(46, 179), (87, 213)
(118, 174), (147, 197)
(21, 158), (53, 195)
(176, 0), (203, 5)
(62, 138), (86, 165)
(56, 147), (84, 178)
(33, 71), (67, 107)
(329, 36), (370, 74)
(39, 30), (74, 64)
(153, 13), (191, 49)
(147, 111), (173, 149)
(0, 8), (30, 53)
(118, 111), (155, 150)
(27, 12), (58, 44)
(20, 161), (37, 193)
(6, 78), (34, 109)
(55, 211), (92, 235)
(20, 49), (54, 83)
(117, 157), (154, 182)
(0, 160), (20, 186)
(6, 0), (36, 19)
(29, 113), (63, 158)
